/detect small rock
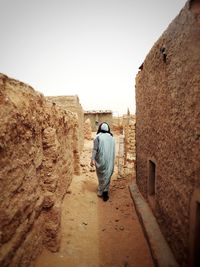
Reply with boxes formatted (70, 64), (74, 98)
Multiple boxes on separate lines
(43, 192), (55, 209)
(119, 226), (124, 231)
(82, 222), (88, 225)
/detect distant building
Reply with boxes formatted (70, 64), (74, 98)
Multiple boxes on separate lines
(84, 110), (113, 131)
(135, 1), (200, 267)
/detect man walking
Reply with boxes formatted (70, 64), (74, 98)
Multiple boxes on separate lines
(90, 122), (115, 201)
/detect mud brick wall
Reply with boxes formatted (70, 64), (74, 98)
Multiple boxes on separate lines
(46, 95), (84, 155)
(83, 118), (92, 140)
(0, 74), (80, 267)
(135, 1), (200, 266)
(84, 111), (113, 132)
(117, 115), (136, 178)
(123, 115), (136, 163)
(112, 116), (123, 135)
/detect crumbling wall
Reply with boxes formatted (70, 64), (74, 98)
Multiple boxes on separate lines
(118, 115), (136, 178)
(135, 1), (200, 266)
(83, 118), (92, 140)
(46, 95), (84, 155)
(0, 74), (79, 267)
(123, 115), (136, 164)
(112, 116), (123, 135)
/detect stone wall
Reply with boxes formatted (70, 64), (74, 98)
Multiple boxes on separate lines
(46, 95), (84, 155)
(135, 1), (200, 266)
(84, 111), (113, 132)
(0, 74), (80, 267)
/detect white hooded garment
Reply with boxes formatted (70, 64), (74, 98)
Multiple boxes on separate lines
(92, 131), (115, 193)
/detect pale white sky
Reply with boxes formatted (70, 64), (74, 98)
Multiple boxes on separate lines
(0, 0), (186, 115)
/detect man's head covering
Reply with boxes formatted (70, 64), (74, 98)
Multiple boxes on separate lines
(97, 122), (113, 136)
(100, 123), (109, 132)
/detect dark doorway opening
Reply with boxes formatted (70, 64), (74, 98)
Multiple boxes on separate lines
(193, 202), (200, 267)
(148, 160), (156, 196)
(148, 160), (156, 209)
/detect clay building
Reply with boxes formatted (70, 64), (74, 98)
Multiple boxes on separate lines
(46, 95), (84, 152)
(118, 113), (136, 178)
(135, 1), (200, 266)
(84, 110), (113, 132)
(0, 74), (81, 266)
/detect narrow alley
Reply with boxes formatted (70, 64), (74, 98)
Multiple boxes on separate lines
(34, 135), (154, 267)
(1, 2), (199, 267)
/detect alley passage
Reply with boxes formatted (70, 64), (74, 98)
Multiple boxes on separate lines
(34, 137), (154, 267)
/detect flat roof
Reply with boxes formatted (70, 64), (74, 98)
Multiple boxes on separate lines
(84, 110), (112, 114)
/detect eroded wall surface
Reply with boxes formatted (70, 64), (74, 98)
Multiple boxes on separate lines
(112, 116), (123, 135)
(123, 115), (136, 164)
(0, 74), (79, 267)
(118, 115), (136, 178)
(46, 95), (84, 156)
(135, 1), (200, 265)
(83, 118), (92, 140)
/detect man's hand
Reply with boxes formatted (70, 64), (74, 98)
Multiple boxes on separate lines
(90, 159), (95, 167)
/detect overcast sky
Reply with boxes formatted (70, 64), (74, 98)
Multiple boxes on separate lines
(1, 0), (186, 115)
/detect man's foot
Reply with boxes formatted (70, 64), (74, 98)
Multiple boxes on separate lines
(102, 191), (109, 202)
(97, 191), (103, 197)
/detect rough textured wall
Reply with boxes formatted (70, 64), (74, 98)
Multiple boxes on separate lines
(123, 114), (136, 164)
(112, 116), (123, 135)
(0, 74), (79, 267)
(83, 118), (92, 140)
(135, 1), (200, 266)
(84, 111), (113, 132)
(46, 95), (84, 155)
(118, 115), (136, 178)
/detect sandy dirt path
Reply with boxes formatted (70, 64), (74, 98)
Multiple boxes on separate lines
(34, 137), (154, 267)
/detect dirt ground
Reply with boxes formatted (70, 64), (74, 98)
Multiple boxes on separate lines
(34, 136), (154, 267)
